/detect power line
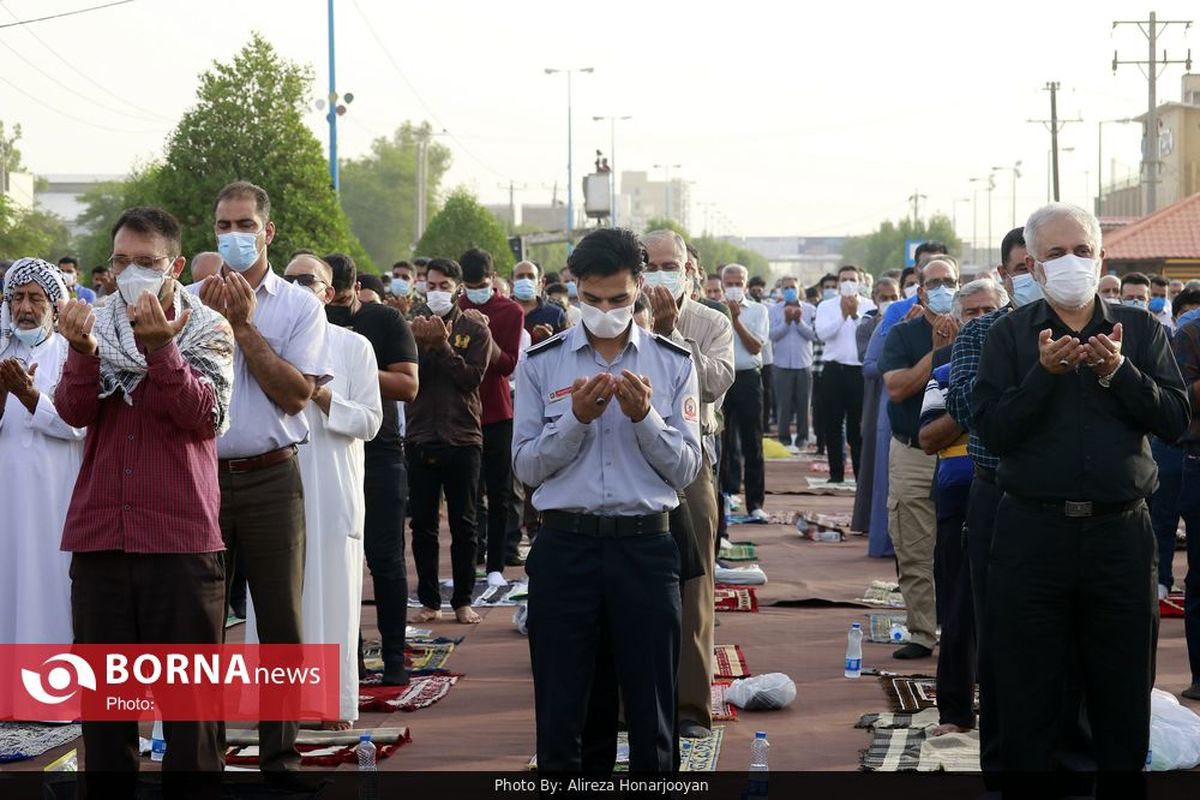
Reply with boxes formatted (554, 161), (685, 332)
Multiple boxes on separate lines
(0, 0), (174, 123)
(0, 68), (159, 134)
(0, 0), (133, 29)
(347, 0), (511, 180)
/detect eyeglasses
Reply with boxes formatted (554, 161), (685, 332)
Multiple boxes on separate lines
(923, 278), (958, 291)
(283, 274), (325, 288)
(108, 254), (171, 270)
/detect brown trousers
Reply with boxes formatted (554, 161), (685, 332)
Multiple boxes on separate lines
(678, 466), (718, 727)
(219, 456), (306, 771)
(70, 550), (226, 782)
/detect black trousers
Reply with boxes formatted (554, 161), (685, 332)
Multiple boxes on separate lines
(965, 474), (1002, 772)
(933, 480), (974, 729)
(987, 495), (1153, 776)
(720, 369), (765, 512)
(475, 419), (514, 574)
(760, 363), (774, 430)
(72, 551), (225, 799)
(820, 362), (863, 482)
(363, 449), (409, 677)
(812, 373), (825, 452)
(408, 443), (482, 610)
(528, 527), (681, 772)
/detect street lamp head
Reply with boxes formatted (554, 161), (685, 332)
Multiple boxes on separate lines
(581, 67), (595, 73)
(592, 115), (603, 121)
(544, 68), (558, 74)
(620, 115), (633, 121)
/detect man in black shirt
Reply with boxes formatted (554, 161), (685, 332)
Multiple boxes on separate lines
(324, 253), (420, 685)
(879, 257), (960, 660)
(972, 203), (1189, 781)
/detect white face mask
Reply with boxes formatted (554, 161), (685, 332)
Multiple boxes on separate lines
(877, 300), (893, 316)
(1036, 254), (1099, 309)
(580, 299), (634, 338)
(415, 280), (428, 295)
(839, 280), (859, 297)
(117, 265), (168, 305)
(643, 270), (685, 300)
(426, 290), (453, 316)
(724, 286), (745, 303)
(903, 284), (919, 299)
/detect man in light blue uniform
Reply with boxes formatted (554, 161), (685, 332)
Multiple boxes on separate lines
(514, 228), (701, 773)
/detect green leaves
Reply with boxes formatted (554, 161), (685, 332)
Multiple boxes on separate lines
(415, 189), (515, 275)
(841, 214), (962, 275)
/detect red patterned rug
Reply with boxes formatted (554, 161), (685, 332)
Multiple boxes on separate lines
(226, 730), (411, 766)
(1161, 592), (1185, 618)
(713, 644), (750, 679)
(359, 673), (461, 713)
(714, 584), (759, 612)
(711, 681), (738, 721)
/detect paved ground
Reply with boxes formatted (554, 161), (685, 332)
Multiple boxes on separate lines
(9, 451), (1197, 774)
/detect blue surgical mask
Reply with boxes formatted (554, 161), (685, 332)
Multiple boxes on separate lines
(466, 286), (493, 305)
(217, 231), (262, 272)
(513, 278), (537, 301)
(1124, 298), (1148, 311)
(925, 285), (954, 315)
(393, 278), (411, 296)
(821, 288), (836, 301)
(566, 281), (577, 299)
(783, 287), (799, 304)
(1009, 272), (1043, 308)
(13, 326), (47, 348)
(1179, 308), (1200, 327)
(1149, 296), (1167, 314)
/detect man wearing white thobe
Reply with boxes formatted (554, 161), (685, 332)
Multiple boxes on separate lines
(247, 255), (382, 725)
(0, 259), (86, 716)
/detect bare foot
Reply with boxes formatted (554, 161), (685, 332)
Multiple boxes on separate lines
(414, 607), (441, 623)
(928, 723), (969, 737)
(321, 720), (352, 731)
(454, 606), (482, 624)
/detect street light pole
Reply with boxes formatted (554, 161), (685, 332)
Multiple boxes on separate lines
(593, 115), (631, 227)
(546, 67), (594, 252)
(969, 177), (985, 264)
(652, 163), (682, 222)
(952, 197), (969, 235)
(326, 0), (339, 192)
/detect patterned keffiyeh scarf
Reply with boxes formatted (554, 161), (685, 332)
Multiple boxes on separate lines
(94, 285), (235, 434)
(0, 257), (67, 353)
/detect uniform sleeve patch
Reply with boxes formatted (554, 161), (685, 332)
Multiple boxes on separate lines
(683, 396), (698, 423)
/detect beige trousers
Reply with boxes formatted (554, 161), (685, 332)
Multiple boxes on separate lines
(678, 467), (718, 726)
(887, 440), (938, 649)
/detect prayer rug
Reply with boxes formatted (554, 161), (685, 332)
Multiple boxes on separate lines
(359, 673), (460, 713)
(725, 514), (769, 526)
(855, 708), (941, 730)
(226, 727), (411, 747)
(710, 681), (738, 721)
(226, 732), (410, 767)
(802, 477), (856, 493)
(526, 726), (725, 772)
(880, 675), (978, 713)
(856, 580), (906, 608)
(0, 723), (81, 763)
(860, 724), (980, 772)
(713, 644), (750, 679)
(225, 615), (245, 629)
(718, 541), (758, 561)
(714, 585), (759, 613)
(404, 579), (520, 609)
(1161, 592), (1185, 618)
(362, 636), (462, 673)
(714, 565), (767, 586)
(866, 612), (908, 644)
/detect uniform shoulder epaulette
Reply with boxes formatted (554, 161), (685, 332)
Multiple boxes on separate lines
(651, 332), (692, 358)
(527, 330), (568, 356)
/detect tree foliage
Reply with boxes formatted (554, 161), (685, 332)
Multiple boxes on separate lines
(149, 33), (371, 271)
(841, 214), (962, 276)
(0, 194), (72, 262)
(415, 189), (514, 275)
(639, 216), (768, 277)
(0, 121), (22, 173)
(340, 122), (452, 268)
(71, 168), (162, 270)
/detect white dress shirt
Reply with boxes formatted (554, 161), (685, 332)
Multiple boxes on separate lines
(730, 299), (770, 371)
(815, 295), (876, 366)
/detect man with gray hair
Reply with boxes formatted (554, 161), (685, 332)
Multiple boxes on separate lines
(973, 202), (1188, 784)
(719, 263), (771, 521)
(642, 229), (734, 739)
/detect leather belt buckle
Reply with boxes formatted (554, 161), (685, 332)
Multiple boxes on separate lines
(225, 457), (253, 475)
(1064, 501), (1093, 518)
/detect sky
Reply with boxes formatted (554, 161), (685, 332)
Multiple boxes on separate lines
(2, 0), (1198, 249)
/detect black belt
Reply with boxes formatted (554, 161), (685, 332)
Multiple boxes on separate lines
(542, 510), (670, 537)
(973, 465), (997, 484)
(1006, 494), (1144, 519)
(892, 433), (924, 450)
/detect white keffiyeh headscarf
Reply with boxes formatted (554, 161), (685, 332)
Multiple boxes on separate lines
(94, 283), (236, 434)
(0, 257), (67, 353)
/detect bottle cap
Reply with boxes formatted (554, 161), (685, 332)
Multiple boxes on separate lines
(755, 731), (767, 738)
(360, 734), (372, 742)
(851, 622), (862, 629)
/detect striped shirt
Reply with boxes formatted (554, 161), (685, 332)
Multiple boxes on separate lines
(946, 307), (1009, 471)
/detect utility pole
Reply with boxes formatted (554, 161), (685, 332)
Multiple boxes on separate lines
(497, 180), (531, 229)
(1113, 11), (1192, 214)
(326, 0), (338, 192)
(414, 131), (428, 242)
(653, 164), (682, 222)
(1027, 82), (1081, 203)
(907, 190), (926, 225)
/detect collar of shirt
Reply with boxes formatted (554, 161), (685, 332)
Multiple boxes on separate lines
(566, 318), (644, 353)
(256, 264), (283, 296)
(1028, 295), (1114, 337)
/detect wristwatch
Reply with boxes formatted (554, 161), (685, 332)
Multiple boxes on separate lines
(1097, 355), (1125, 388)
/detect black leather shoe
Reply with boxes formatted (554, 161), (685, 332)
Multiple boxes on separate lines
(892, 643), (933, 660)
(679, 720), (711, 739)
(1182, 683), (1200, 701)
(381, 662), (410, 686)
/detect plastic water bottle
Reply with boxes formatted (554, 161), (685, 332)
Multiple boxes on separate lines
(749, 731), (770, 771)
(357, 734), (377, 770)
(844, 622), (863, 678)
(150, 715), (166, 762)
(889, 622), (910, 643)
